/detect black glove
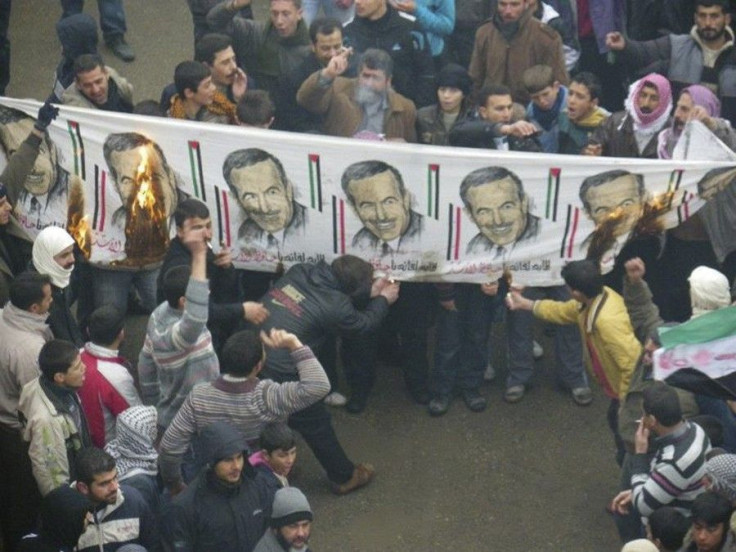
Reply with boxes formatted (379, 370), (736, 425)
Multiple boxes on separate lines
(34, 102), (59, 132)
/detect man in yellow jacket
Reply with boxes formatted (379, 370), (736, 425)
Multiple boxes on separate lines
(507, 259), (641, 463)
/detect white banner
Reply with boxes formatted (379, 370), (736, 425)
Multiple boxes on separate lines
(0, 97), (732, 285)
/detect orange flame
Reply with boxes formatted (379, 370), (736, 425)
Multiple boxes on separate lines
(69, 214), (92, 259)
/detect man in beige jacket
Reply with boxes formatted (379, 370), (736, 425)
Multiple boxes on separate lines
(297, 47), (416, 142)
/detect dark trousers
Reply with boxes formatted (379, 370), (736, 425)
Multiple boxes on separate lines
(431, 284), (504, 397)
(0, 427), (42, 552)
(287, 401), (355, 484)
(60, 0), (127, 40)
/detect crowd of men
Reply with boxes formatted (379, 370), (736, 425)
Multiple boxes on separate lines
(2, 0), (736, 551)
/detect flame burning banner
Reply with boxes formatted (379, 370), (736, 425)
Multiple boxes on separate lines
(2, 97), (735, 285)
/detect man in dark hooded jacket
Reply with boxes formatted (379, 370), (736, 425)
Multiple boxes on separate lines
(17, 485), (92, 552)
(258, 255), (398, 495)
(48, 13), (99, 104)
(160, 421), (273, 552)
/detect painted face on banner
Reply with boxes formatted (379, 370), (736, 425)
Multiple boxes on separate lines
(583, 174), (644, 238)
(229, 159), (295, 234)
(108, 143), (178, 219)
(0, 117), (58, 197)
(347, 170), (411, 242)
(697, 167), (736, 201)
(465, 177), (528, 247)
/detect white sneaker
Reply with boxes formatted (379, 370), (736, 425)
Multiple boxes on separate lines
(533, 340), (544, 359)
(483, 363), (496, 382)
(324, 391), (347, 407)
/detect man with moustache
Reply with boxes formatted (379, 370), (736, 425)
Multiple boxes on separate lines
(459, 166), (539, 257)
(584, 73), (673, 158)
(253, 487), (314, 552)
(223, 148), (307, 256)
(297, 47), (417, 141)
(74, 447), (158, 552)
(605, 0), (736, 123)
(341, 160), (422, 255)
(657, 84), (736, 159)
(207, 0), (311, 102)
(275, 17), (348, 132)
(159, 33), (250, 114)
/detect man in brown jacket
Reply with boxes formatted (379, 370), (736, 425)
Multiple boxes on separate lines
(297, 47), (417, 141)
(468, 0), (568, 105)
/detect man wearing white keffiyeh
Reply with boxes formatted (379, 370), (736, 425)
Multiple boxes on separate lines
(105, 405), (160, 511)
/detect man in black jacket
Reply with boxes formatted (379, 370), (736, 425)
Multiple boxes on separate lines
(161, 421), (273, 552)
(259, 255), (399, 494)
(449, 84), (542, 151)
(274, 17), (347, 132)
(343, 0), (435, 107)
(157, 198), (269, 350)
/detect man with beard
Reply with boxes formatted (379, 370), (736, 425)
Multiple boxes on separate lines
(605, 0), (736, 123)
(74, 447), (158, 552)
(658, 84), (736, 158)
(468, 0), (568, 105)
(584, 73), (673, 158)
(253, 487), (314, 552)
(161, 421), (273, 552)
(61, 54), (134, 113)
(297, 47), (417, 141)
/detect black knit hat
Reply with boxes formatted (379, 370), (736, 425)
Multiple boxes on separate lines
(270, 487), (313, 528)
(436, 63), (472, 96)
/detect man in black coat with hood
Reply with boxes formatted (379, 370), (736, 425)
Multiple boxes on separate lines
(161, 421), (273, 552)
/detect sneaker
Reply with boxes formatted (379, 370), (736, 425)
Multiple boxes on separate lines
(106, 35), (135, 62)
(332, 463), (375, 495)
(483, 362), (496, 382)
(571, 387), (593, 406)
(532, 340), (544, 359)
(345, 394), (368, 414)
(461, 389), (487, 412)
(324, 391), (347, 407)
(503, 385), (525, 403)
(428, 395), (451, 417)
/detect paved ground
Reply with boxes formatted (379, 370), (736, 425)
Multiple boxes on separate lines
(8, 2), (623, 550)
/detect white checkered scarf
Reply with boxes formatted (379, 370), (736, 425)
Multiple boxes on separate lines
(104, 406), (158, 479)
(706, 453), (736, 503)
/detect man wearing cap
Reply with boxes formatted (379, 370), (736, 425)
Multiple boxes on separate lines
(161, 421), (273, 552)
(254, 487), (313, 552)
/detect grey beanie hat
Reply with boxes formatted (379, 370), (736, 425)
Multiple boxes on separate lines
(270, 487), (313, 528)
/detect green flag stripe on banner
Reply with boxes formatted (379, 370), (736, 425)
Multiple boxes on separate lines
(660, 305), (736, 348)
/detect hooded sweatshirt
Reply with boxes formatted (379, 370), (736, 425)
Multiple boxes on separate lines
(49, 14), (98, 104)
(17, 485), (91, 552)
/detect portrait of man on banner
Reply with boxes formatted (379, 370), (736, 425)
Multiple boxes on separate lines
(223, 148), (307, 256)
(0, 105), (72, 232)
(341, 160), (423, 257)
(696, 166), (736, 201)
(579, 169), (648, 256)
(103, 132), (185, 264)
(460, 166), (539, 259)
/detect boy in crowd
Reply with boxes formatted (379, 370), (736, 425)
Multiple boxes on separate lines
(523, 64), (567, 153)
(557, 72), (610, 155)
(249, 423), (297, 489)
